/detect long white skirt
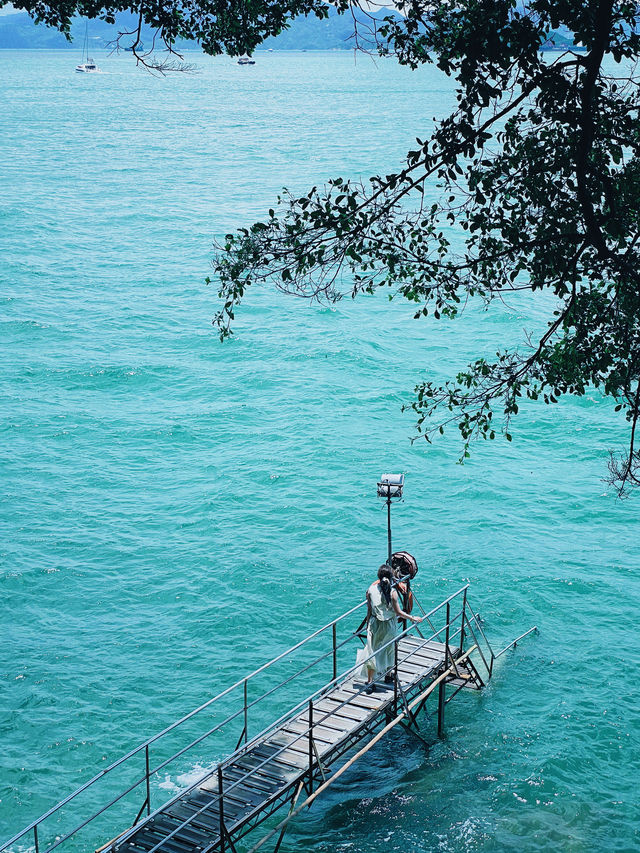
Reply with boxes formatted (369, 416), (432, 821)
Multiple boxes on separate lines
(356, 616), (397, 680)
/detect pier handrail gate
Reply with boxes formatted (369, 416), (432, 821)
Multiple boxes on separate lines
(1, 585), (496, 853)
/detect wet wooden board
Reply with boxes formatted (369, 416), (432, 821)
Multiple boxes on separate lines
(282, 719), (345, 745)
(114, 639), (453, 853)
(399, 640), (447, 664)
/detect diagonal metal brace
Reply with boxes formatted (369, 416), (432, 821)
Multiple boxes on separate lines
(396, 681), (419, 731)
(273, 781), (305, 853)
(311, 737), (329, 783)
(445, 646), (461, 679)
(221, 825), (239, 853)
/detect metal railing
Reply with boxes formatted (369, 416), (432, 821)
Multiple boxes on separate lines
(2, 583), (485, 853)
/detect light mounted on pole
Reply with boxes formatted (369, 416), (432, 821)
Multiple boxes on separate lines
(377, 473), (404, 563)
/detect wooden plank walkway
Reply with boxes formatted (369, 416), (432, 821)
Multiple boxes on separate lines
(112, 637), (481, 853)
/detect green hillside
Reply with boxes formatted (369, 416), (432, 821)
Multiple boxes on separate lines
(0, 7), (394, 50)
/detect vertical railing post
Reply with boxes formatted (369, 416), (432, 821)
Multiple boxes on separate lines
(244, 679), (248, 744)
(445, 601), (451, 664)
(33, 824), (39, 853)
(393, 639), (398, 716)
(218, 765), (225, 852)
(438, 603), (450, 738)
(332, 623), (337, 681)
(145, 745), (151, 816)
(437, 676), (446, 738)
(460, 588), (467, 653)
(308, 699), (314, 794)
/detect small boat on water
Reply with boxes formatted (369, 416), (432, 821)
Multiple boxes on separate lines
(76, 58), (99, 72)
(75, 22), (100, 73)
(237, 54), (255, 65)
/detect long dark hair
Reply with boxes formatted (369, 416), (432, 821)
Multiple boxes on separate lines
(377, 564), (393, 606)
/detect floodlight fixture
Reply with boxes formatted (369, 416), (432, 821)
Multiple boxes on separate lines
(377, 473), (404, 500)
(377, 473), (405, 562)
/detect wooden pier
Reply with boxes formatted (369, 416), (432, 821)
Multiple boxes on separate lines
(113, 636), (483, 853)
(0, 585), (523, 853)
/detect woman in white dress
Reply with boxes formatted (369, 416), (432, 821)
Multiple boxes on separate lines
(360, 565), (422, 693)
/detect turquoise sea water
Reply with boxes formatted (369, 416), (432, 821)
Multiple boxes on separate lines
(1, 49), (639, 853)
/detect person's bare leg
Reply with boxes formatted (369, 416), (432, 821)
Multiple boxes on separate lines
(365, 669), (375, 693)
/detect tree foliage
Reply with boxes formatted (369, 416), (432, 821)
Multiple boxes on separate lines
(211, 0), (640, 496)
(11, 0), (640, 492)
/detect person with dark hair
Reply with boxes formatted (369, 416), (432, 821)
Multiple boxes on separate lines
(391, 551), (418, 620)
(358, 564), (422, 694)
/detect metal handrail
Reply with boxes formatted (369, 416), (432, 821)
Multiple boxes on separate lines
(131, 588), (473, 847)
(0, 599), (367, 853)
(462, 613), (492, 677)
(2, 585), (471, 853)
(495, 626), (538, 658)
(116, 592), (472, 853)
(467, 607), (496, 660)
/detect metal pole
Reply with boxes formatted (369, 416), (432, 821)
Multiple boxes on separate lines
(273, 781), (304, 853)
(438, 603), (451, 739)
(437, 678), (446, 738)
(33, 825), (39, 853)
(387, 495), (392, 562)
(145, 745), (151, 816)
(460, 588), (467, 652)
(218, 765), (225, 853)
(393, 640), (398, 716)
(332, 624), (337, 681)
(445, 602), (451, 662)
(308, 700), (314, 794)
(244, 679), (248, 744)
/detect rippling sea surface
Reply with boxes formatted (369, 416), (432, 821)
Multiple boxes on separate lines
(1, 49), (639, 853)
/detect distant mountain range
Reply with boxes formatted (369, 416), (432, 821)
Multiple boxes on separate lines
(0, 7), (585, 53)
(0, 6), (396, 51)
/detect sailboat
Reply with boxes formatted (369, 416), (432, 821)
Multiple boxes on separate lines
(75, 22), (100, 73)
